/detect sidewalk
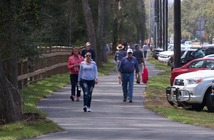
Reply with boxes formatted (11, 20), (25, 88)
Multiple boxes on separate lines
(28, 59), (214, 140)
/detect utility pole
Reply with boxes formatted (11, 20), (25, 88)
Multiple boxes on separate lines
(174, 0), (181, 68)
(154, 0), (159, 48)
(149, 0), (154, 48)
(159, 0), (162, 48)
(162, 0), (168, 51)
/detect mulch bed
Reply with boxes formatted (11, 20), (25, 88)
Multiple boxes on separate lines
(0, 113), (42, 125)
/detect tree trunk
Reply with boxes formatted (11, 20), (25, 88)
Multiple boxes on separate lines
(97, 0), (105, 67)
(0, 61), (23, 123)
(112, 0), (120, 54)
(81, 0), (97, 62)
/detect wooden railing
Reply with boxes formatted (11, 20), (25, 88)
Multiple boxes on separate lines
(17, 46), (72, 89)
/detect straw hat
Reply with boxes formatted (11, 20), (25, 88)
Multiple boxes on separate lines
(116, 44), (124, 50)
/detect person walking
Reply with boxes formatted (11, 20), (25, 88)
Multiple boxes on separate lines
(81, 42), (96, 61)
(143, 43), (148, 59)
(133, 44), (145, 84)
(78, 52), (98, 112)
(68, 47), (84, 101)
(118, 48), (139, 103)
(115, 44), (126, 84)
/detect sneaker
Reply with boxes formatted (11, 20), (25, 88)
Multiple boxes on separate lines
(87, 108), (91, 112)
(70, 96), (74, 101)
(123, 98), (127, 102)
(129, 100), (132, 103)
(83, 106), (87, 112)
(76, 97), (80, 102)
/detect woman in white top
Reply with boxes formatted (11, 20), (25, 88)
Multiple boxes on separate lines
(78, 52), (98, 112)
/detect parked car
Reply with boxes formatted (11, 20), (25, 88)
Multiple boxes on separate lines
(184, 41), (192, 46)
(158, 51), (174, 63)
(180, 48), (204, 65)
(158, 44), (188, 64)
(204, 54), (214, 58)
(166, 70), (214, 112)
(152, 47), (163, 59)
(170, 57), (214, 86)
(202, 44), (214, 55)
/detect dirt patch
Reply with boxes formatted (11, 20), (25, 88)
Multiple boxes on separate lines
(0, 113), (42, 125)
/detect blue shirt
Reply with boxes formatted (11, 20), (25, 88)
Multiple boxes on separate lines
(118, 56), (139, 73)
(78, 61), (98, 81)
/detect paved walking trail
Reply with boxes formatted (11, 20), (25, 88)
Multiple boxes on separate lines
(28, 60), (214, 140)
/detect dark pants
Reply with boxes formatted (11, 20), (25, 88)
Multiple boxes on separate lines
(80, 79), (95, 108)
(70, 74), (81, 97)
(144, 51), (147, 58)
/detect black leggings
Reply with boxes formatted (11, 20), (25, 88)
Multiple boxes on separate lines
(70, 74), (81, 97)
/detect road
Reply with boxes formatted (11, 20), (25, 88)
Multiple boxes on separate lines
(28, 60), (214, 140)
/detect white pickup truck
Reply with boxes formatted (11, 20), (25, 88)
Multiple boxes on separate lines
(166, 70), (214, 112)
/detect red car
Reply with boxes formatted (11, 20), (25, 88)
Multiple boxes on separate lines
(170, 57), (214, 86)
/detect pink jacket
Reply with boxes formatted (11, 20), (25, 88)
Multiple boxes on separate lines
(68, 55), (84, 74)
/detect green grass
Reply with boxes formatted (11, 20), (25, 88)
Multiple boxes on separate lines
(0, 74), (69, 140)
(0, 56), (116, 140)
(98, 55), (117, 76)
(144, 53), (214, 128)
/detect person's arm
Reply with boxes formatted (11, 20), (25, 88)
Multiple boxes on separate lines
(81, 49), (85, 58)
(94, 63), (98, 84)
(135, 58), (140, 74)
(68, 57), (75, 69)
(92, 50), (96, 61)
(141, 52), (145, 66)
(78, 63), (83, 82)
(118, 58), (124, 80)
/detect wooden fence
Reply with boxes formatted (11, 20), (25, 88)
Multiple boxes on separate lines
(17, 46), (72, 89)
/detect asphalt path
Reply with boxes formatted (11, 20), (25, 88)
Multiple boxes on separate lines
(28, 60), (214, 140)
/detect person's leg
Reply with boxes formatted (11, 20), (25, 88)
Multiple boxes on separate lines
(87, 80), (95, 109)
(72, 74), (81, 101)
(138, 64), (143, 83)
(122, 73), (128, 101)
(128, 73), (134, 102)
(70, 74), (76, 101)
(80, 80), (88, 112)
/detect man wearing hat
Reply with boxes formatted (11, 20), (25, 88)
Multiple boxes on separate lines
(114, 44), (126, 66)
(115, 44), (126, 84)
(118, 48), (139, 103)
(81, 42), (96, 61)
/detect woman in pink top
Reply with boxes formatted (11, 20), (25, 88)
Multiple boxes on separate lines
(68, 47), (84, 101)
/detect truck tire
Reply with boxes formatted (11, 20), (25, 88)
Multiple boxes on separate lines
(206, 92), (214, 112)
(192, 104), (204, 111)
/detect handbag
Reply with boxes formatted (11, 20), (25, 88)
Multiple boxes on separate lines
(142, 66), (149, 84)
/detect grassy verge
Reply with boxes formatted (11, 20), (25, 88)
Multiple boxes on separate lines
(144, 53), (214, 128)
(0, 56), (116, 140)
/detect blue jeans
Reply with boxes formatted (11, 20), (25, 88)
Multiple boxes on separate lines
(70, 74), (81, 97)
(80, 79), (95, 108)
(121, 73), (134, 100)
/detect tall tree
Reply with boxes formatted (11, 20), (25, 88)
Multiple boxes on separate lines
(0, 61), (23, 123)
(97, 0), (105, 66)
(0, 0), (23, 123)
(81, 0), (97, 62)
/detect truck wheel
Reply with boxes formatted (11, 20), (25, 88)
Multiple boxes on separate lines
(206, 92), (214, 112)
(192, 104), (204, 111)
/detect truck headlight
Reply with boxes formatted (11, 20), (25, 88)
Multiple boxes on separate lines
(186, 78), (202, 84)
